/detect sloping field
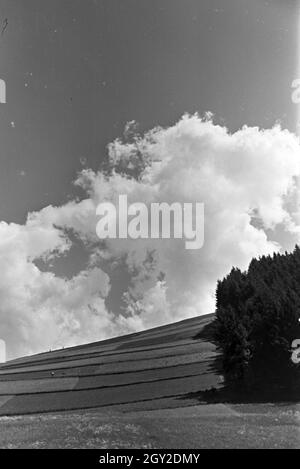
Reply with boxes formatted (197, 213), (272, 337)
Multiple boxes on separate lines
(0, 313), (221, 416)
(0, 314), (298, 448)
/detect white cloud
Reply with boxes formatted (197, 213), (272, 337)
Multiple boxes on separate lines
(76, 115), (300, 328)
(1, 114), (300, 359)
(0, 219), (115, 358)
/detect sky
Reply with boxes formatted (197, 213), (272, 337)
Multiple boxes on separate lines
(0, 0), (300, 359)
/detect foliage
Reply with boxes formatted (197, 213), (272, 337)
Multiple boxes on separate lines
(215, 246), (300, 388)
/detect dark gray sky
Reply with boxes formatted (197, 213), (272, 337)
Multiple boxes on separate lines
(0, 0), (298, 222)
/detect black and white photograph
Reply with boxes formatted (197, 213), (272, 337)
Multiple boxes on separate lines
(0, 0), (298, 454)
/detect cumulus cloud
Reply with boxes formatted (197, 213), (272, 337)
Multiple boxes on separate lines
(0, 218), (114, 358)
(1, 114), (300, 359)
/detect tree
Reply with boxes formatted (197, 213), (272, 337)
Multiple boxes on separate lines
(214, 246), (300, 392)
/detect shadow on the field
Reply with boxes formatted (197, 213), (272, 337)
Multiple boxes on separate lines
(189, 318), (300, 404)
(193, 317), (218, 343)
(192, 317), (223, 375)
(178, 384), (300, 405)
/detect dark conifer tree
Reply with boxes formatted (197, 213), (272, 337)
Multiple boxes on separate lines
(215, 246), (300, 391)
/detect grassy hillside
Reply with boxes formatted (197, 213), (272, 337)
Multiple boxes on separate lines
(0, 313), (221, 415)
(0, 313), (297, 448)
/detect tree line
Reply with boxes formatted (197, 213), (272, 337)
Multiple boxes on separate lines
(214, 246), (300, 391)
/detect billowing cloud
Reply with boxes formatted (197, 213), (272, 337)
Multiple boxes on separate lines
(1, 114), (300, 359)
(0, 218), (114, 358)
